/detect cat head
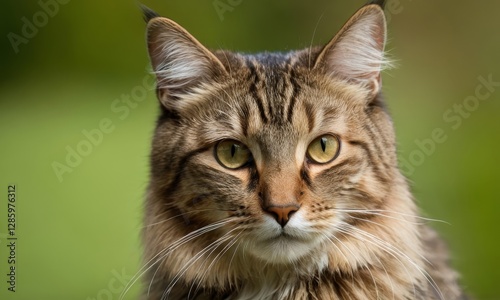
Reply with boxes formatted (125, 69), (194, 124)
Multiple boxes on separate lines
(143, 1), (414, 280)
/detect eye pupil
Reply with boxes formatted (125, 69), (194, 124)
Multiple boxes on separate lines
(320, 137), (327, 152)
(231, 144), (236, 157)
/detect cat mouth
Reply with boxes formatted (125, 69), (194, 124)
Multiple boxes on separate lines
(278, 231), (301, 240)
(268, 228), (310, 242)
(254, 229), (303, 245)
(266, 232), (297, 242)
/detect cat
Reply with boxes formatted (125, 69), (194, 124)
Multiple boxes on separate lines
(136, 1), (469, 299)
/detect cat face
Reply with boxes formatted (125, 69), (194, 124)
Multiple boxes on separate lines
(145, 3), (400, 273)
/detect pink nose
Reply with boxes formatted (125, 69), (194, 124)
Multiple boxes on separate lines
(265, 205), (300, 227)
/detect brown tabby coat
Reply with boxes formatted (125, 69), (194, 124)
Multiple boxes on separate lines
(136, 1), (468, 299)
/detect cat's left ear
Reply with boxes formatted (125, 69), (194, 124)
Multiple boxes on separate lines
(314, 4), (390, 98)
(144, 8), (228, 103)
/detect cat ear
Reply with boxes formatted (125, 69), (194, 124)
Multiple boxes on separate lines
(145, 15), (227, 103)
(314, 4), (390, 96)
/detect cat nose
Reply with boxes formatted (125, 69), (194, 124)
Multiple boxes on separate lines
(265, 205), (300, 227)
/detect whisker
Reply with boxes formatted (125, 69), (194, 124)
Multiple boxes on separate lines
(307, 13), (324, 69)
(228, 234), (244, 272)
(120, 219), (232, 300)
(335, 226), (418, 298)
(337, 222), (444, 300)
(334, 208), (450, 225)
(326, 231), (382, 299)
(162, 229), (237, 299)
(188, 228), (245, 298)
(339, 213), (436, 268)
(144, 208), (237, 228)
(374, 253), (395, 300)
(322, 233), (358, 291)
(156, 221), (236, 298)
(346, 215), (398, 241)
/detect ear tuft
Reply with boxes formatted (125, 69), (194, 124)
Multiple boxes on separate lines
(366, 0), (387, 9)
(140, 4), (161, 24)
(315, 4), (392, 96)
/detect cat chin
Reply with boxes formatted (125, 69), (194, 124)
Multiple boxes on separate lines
(247, 236), (319, 264)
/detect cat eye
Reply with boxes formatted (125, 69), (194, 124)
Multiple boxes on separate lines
(306, 135), (340, 164)
(215, 140), (252, 169)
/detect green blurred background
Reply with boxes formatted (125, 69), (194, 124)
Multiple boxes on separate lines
(0, 0), (499, 299)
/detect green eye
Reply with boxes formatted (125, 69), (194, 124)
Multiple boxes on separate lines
(215, 140), (251, 169)
(307, 135), (340, 164)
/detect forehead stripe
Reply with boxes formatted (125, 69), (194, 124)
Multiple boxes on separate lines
(245, 59), (269, 124)
(286, 72), (301, 123)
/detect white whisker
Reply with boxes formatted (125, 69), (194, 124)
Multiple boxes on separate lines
(162, 230), (236, 299)
(144, 208), (236, 229)
(337, 221), (444, 300)
(120, 219), (233, 300)
(334, 208), (449, 225)
(188, 228), (244, 299)
(335, 226), (418, 298)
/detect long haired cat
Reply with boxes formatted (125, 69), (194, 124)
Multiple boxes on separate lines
(137, 1), (468, 299)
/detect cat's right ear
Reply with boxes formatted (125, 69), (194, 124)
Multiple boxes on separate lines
(314, 4), (390, 98)
(144, 9), (227, 104)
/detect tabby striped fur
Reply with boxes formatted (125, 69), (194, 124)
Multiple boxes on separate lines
(133, 2), (468, 299)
